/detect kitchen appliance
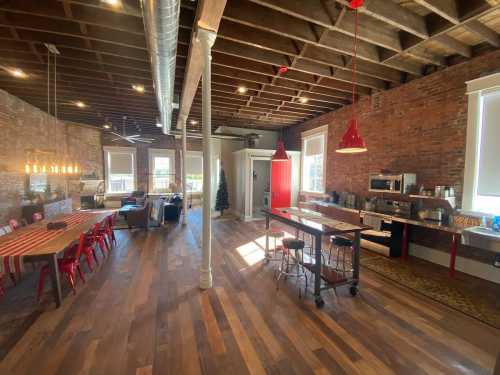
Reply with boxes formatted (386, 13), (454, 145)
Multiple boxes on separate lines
(360, 198), (412, 257)
(418, 208), (445, 222)
(369, 173), (416, 194)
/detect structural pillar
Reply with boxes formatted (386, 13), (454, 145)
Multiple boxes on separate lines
(197, 27), (216, 289)
(180, 114), (188, 225)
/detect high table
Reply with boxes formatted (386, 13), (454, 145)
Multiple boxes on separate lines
(0, 211), (111, 307)
(263, 207), (370, 307)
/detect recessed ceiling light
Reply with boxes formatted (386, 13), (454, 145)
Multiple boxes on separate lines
(101, 0), (121, 7)
(237, 86), (248, 94)
(75, 101), (87, 108)
(103, 123), (111, 129)
(8, 68), (28, 79)
(298, 97), (309, 104)
(190, 119), (198, 125)
(132, 84), (145, 93)
(156, 121), (162, 128)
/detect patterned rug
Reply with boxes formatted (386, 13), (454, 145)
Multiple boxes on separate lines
(360, 254), (500, 329)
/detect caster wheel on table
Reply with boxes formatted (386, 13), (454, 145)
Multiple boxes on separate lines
(315, 297), (325, 308)
(349, 286), (358, 296)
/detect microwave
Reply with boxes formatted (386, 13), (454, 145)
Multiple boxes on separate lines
(369, 173), (416, 194)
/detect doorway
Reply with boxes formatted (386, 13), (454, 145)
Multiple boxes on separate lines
(251, 159), (270, 219)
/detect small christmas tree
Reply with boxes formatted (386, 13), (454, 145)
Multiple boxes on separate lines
(215, 167), (229, 216)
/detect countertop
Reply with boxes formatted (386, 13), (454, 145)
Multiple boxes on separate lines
(308, 200), (360, 214)
(308, 200), (464, 234)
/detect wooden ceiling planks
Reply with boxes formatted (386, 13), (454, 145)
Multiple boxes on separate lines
(0, 0), (498, 133)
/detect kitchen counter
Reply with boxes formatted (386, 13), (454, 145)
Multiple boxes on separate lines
(309, 200), (360, 215)
(388, 215), (464, 234)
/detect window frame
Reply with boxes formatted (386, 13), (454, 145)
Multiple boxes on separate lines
(463, 72), (500, 215)
(186, 151), (203, 193)
(300, 125), (328, 195)
(148, 148), (175, 194)
(103, 146), (137, 195)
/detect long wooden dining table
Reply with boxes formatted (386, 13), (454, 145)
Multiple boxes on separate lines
(0, 211), (111, 307)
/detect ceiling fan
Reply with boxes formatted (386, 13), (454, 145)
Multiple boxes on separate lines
(110, 117), (155, 144)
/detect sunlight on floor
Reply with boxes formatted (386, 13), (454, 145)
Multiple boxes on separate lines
(236, 231), (296, 266)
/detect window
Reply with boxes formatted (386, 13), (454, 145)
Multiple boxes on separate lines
(104, 146), (136, 194)
(148, 148), (175, 194)
(463, 73), (500, 215)
(186, 151), (203, 193)
(29, 174), (48, 193)
(301, 126), (328, 194)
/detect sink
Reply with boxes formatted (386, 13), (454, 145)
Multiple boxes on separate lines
(462, 226), (500, 252)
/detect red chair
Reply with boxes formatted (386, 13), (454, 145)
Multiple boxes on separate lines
(32, 212), (43, 222)
(106, 214), (117, 247)
(8, 219), (21, 231)
(87, 222), (109, 259)
(37, 233), (87, 302)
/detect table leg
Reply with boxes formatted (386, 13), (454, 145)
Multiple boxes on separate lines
(265, 214), (270, 260)
(353, 231), (361, 284)
(449, 233), (458, 278)
(402, 223), (409, 261)
(47, 253), (62, 308)
(314, 233), (324, 308)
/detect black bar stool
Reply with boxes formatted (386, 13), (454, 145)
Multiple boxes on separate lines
(276, 238), (308, 297)
(328, 235), (354, 276)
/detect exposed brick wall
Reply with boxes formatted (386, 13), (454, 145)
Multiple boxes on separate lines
(0, 89), (103, 224)
(102, 133), (202, 193)
(284, 49), (500, 206)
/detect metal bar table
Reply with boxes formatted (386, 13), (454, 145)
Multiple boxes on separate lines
(263, 207), (369, 307)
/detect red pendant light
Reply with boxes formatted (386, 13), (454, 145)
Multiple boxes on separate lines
(336, 0), (367, 154)
(272, 140), (289, 161)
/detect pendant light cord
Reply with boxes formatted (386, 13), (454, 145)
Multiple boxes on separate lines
(351, 8), (359, 122)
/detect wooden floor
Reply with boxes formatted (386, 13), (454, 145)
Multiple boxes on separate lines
(1, 209), (499, 375)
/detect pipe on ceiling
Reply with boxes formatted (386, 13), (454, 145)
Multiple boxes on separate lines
(141, 0), (180, 135)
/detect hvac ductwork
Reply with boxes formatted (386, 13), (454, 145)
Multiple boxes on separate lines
(141, 0), (180, 135)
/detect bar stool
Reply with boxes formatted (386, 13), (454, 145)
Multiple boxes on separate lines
(267, 230), (285, 261)
(276, 238), (308, 297)
(328, 236), (354, 277)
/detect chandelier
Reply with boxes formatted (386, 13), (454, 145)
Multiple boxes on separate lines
(24, 44), (80, 176)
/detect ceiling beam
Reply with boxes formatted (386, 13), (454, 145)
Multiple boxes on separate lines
(463, 20), (500, 48)
(177, 0), (227, 128)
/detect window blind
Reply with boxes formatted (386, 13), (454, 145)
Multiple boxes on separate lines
(477, 91), (500, 197)
(109, 152), (133, 174)
(304, 135), (324, 156)
(186, 155), (203, 175)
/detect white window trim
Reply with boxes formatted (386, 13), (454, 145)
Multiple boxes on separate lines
(148, 148), (176, 194)
(103, 146), (137, 196)
(300, 125), (328, 195)
(463, 72), (500, 214)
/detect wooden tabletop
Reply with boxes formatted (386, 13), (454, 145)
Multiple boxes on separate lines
(262, 207), (370, 236)
(0, 211), (111, 257)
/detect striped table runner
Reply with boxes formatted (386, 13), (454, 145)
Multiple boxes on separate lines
(0, 212), (95, 276)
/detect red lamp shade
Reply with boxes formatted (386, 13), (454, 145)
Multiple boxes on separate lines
(336, 119), (367, 154)
(272, 140), (289, 161)
(349, 0), (364, 9)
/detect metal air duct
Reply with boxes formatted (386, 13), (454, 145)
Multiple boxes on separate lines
(141, 0), (180, 134)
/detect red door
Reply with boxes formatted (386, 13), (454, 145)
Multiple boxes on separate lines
(271, 159), (292, 208)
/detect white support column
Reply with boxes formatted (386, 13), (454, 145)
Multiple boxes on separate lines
(197, 27), (216, 290)
(180, 114), (188, 225)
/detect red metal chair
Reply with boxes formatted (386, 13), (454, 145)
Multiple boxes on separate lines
(32, 212), (43, 222)
(37, 233), (87, 303)
(87, 222), (109, 259)
(8, 219), (21, 231)
(106, 214), (117, 247)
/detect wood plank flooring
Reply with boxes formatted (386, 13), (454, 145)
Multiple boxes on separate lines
(1, 209), (499, 375)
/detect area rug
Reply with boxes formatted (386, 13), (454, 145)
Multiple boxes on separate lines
(360, 254), (500, 329)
